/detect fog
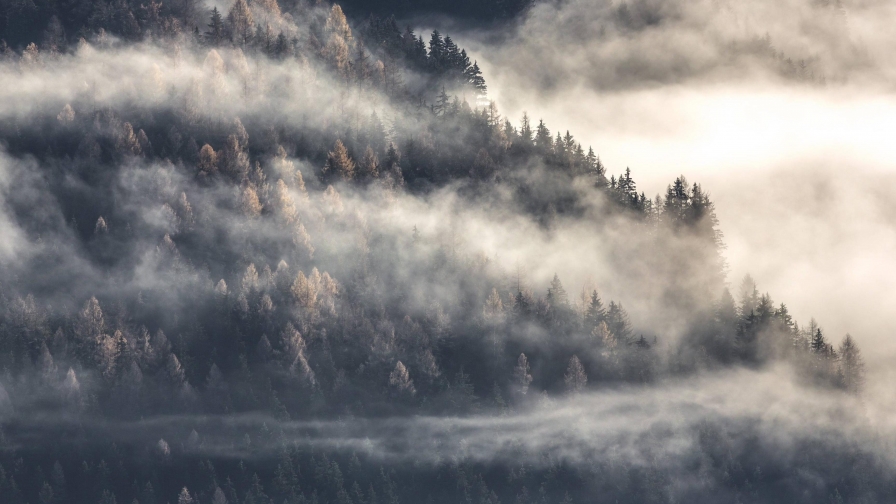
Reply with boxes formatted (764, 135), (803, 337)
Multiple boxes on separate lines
(0, 1), (892, 501)
(455, 0), (896, 374)
(0, 365), (885, 463)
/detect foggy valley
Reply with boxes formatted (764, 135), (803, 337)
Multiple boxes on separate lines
(0, 0), (893, 502)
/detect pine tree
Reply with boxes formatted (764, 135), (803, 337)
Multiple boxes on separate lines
(433, 86), (451, 116)
(534, 120), (551, 153)
(585, 290), (606, 331)
(811, 328), (827, 354)
(206, 7), (224, 46)
(428, 30), (445, 67)
(465, 61), (487, 97)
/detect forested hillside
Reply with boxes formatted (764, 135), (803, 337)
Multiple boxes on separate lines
(0, 1), (883, 503)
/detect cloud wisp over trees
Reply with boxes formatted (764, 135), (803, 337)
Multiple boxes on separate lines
(0, 1), (888, 503)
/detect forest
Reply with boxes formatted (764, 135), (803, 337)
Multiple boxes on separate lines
(0, 0), (887, 503)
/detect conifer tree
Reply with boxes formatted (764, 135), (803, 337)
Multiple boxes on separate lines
(564, 355), (587, 392)
(585, 290), (606, 331)
(838, 334), (865, 395)
(390, 361), (416, 395)
(601, 302), (630, 344)
(206, 7), (225, 46)
(548, 274), (569, 307)
(359, 146), (379, 179)
(534, 120), (552, 153)
(465, 61), (487, 96)
(513, 353), (533, 395)
(323, 140), (356, 181)
(811, 328), (827, 354)
(178, 488), (194, 504)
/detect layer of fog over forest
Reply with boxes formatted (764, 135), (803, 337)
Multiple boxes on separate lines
(0, 0), (893, 503)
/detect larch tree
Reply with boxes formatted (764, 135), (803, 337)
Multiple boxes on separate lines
(226, 0), (254, 46)
(96, 330), (124, 380)
(323, 140), (356, 181)
(282, 323), (315, 385)
(94, 216), (108, 235)
(57, 103), (75, 124)
(838, 334), (865, 395)
(324, 5), (353, 77)
(220, 134), (250, 179)
(273, 179), (298, 223)
(77, 296), (105, 346)
(176, 192), (194, 229)
(167, 353), (186, 386)
(359, 146), (379, 179)
(290, 271), (317, 309)
(212, 487), (228, 504)
(548, 274), (569, 308)
(117, 122), (142, 156)
(241, 263), (259, 294)
(254, 0), (281, 23)
(390, 361), (416, 395)
(564, 355), (587, 393)
(239, 182), (263, 218)
(178, 487), (194, 504)
(292, 222), (315, 260)
(38, 342), (57, 381)
(483, 288), (505, 323)
(513, 353), (533, 395)
(198, 144), (218, 176)
(595, 321), (617, 352)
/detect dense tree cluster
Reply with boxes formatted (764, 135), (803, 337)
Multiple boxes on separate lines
(0, 1), (876, 503)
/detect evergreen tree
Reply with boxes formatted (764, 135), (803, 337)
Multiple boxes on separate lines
(585, 290), (606, 332)
(811, 328), (827, 354)
(206, 7), (225, 46)
(838, 334), (865, 395)
(465, 61), (487, 96)
(605, 302), (632, 343)
(534, 120), (552, 153)
(428, 30), (445, 66)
